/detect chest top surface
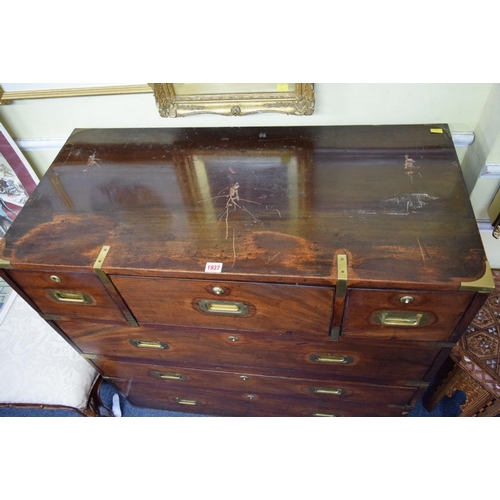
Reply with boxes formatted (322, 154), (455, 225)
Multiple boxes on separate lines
(0, 124), (487, 289)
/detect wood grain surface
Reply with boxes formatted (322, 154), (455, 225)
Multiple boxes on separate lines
(0, 125), (486, 289)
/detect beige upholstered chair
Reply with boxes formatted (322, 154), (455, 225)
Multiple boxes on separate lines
(0, 294), (111, 416)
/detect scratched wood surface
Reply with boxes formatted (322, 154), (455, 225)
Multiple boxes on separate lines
(0, 125), (486, 289)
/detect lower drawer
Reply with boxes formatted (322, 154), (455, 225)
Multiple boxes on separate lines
(59, 321), (444, 382)
(110, 380), (409, 417)
(95, 359), (418, 406)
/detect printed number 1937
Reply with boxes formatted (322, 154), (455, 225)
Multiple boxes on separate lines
(205, 262), (223, 273)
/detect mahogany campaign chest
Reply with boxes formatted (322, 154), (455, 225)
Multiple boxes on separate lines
(0, 125), (494, 417)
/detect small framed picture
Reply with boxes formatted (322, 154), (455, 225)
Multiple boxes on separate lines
(0, 122), (39, 322)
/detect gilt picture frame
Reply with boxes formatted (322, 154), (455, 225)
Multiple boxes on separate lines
(152, 83), (315, 118)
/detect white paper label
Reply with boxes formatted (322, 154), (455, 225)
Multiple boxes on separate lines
(205, 262), (223, 273)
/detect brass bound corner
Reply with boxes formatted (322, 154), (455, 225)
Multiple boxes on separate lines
(460, 261), (495, 293)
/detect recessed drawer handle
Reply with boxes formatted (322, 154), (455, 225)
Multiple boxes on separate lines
(312, 413), (341, 417)
(198, 299), (248, 315)
(311, 354), (353, 364)
(129, 339), (169, 350)
(48, 290), (93, 304)
(173, 397), (199, 406)
(379, 312), (424, 327)
(150, 371), (185, 381)
(312, 387), (344, 396)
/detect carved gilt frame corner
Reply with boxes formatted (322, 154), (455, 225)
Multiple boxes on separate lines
(151, 83), (315, 118)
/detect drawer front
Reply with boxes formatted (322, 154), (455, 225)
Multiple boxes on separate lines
(110, 276), (334, 335)
(60, 321), (442, 381)
(110, 380), (408, 417)
(7, 270), (127, 322)
(96, 359), (418, 406)
(342, 289), (474, 341)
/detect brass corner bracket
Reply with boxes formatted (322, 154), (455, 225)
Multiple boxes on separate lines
(92, 245), (139, 327)
(460, 261), (495, 293)
(0, 258), (11, 269)
(93, 245), (111, 284)
(336, 254), (348, 298)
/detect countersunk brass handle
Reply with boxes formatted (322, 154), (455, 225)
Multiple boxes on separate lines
(129, 339), (169, 350)
(48, 290), (93, 304)
(311, 354), (353, 364)
(312, 412), (341, 417)
(312, 387), (344, 396)
(150, 371), (185, 381)
(374, 311), (426, 327)
(198, 299), (249, 315)
(173, 397), (199, 406)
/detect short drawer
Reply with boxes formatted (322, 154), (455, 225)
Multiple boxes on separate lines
(110, 380), (409, 417)
(342, 288), (475, 341)
(111, 276), (334, 335)
(95, 359), (418, 406)
(59, 320), (443, 382)
(7, 270), (128, 323)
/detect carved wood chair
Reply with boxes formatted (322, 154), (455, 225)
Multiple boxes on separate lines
(423, 270), (500, 416)
(0, 294), (112, 417)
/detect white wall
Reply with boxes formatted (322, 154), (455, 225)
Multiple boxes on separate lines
(464, 84), (500, 268)
(0, 83), (492, 176)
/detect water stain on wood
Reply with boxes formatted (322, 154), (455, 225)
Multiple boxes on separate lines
(11, 214), (116, 265)
(239, 231), (320, 272)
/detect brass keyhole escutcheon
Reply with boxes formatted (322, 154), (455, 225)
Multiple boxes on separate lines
(228, 336), (239, 342)
(239, 375), (249, 381)
(212, 286), (225, 295)
(50, 275), (62, 283)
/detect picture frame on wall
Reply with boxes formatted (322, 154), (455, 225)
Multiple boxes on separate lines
(151, 83), (315, 118)
(0, 123), (39, 323)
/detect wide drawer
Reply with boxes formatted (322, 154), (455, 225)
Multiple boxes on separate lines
(111, 380), (409, 417)
(110, 276), (334, 335)
(96, 359), (418, 406)
(59, 321), (444, 382)
(342, 288), (474, 341)
(7, 270), (128, 323)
